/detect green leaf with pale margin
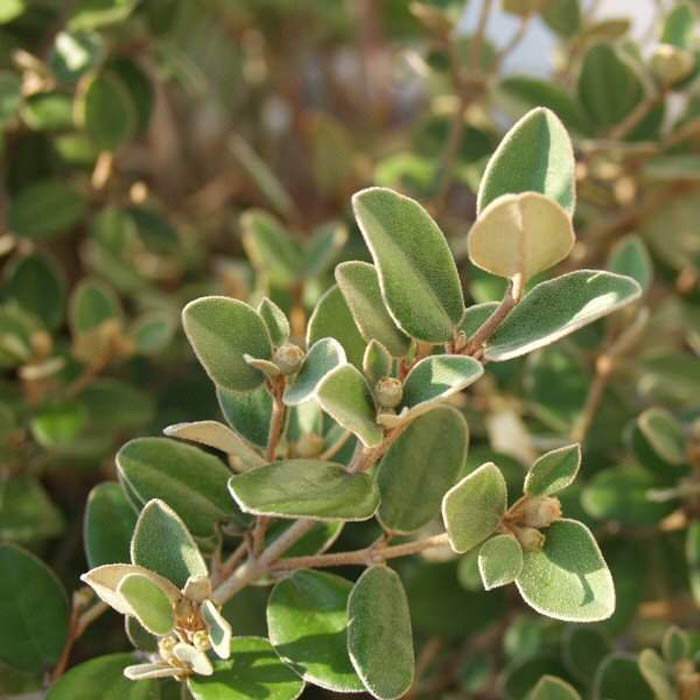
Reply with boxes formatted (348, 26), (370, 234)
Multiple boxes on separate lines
(182, 296), (273, 392)
(662, 626), (689, 663)
(661, 2), (695, 49)
(46, 653), (157, 700)
(267, 570), (364, 692)
(9, 179), (87, 239)
(352, 187), (464, 342)
(402, 354), (483, 414)
(478, 534), (523, 590)
(0, 476), (65, 544)
(284, 338), (346, 406)
(461, 302), (499, 338)
(217, 386), (272, 449)
(188, 636), (305, 700)
(468, 193), (574, 282)
(638, 649), (675, 700)
(524, 444), (581, 496)
(562, 626), (610, 684)
(347, 566), (414, 700)
(686, 521), (700, 604)
(305, 221), (347, 278)
(638, 407), (685, 466)
(131, 499), (207, 588)
(84, 482), (137, 567)
(516, 519), (615, 622)
(593, 654), (655, 700)
(608, 235), (652, 292)
(308, 284), (367, 369)
(477, 107), (576, 216)
(117, 437), (244, 537)
(578, 43), (646, 132)
(542, 0), (581, 38)
(82, 71), (136, 150)
(363, 340), (392, 384)
(484, 270), (642, 362)
(174, 642), (213, 675)
(229, 460), (379, 521)
(528, 675), (581, 700)
(378, 406), (468, 533)
(316, 364), (383, 447)
(125, 615), (158, 653)
(241, 209), (304, 286)
(0, 544), (69, 672)
(202, 600), (232, 660)
(69, 278), (121, 334)
(5, 252), (66, 330)
(258, 297), (290, 346)
(118, 574), (175, 635)
(128, 311), (175, 356)
(442, 462), (507, 553)
(335, 261), (410, 357)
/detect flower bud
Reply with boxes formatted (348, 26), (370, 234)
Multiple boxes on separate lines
(514, 526), (545, 552)
(192, 630), (211, 651)
(375, 377), (403, 409)
(651, 44), (696, 86)
(158, 636), (178, 661)
(520, 496), (562, 529)
(273, 344), (304, 375)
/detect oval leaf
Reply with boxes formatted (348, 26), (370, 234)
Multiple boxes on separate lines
(284, 338), (346, 406)
(524, 444), (581, 496)
(478, 534), (524, 590)
(118, 573), (175, 635)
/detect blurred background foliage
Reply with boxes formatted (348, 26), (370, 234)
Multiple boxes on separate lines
(2, 0), (700, 697)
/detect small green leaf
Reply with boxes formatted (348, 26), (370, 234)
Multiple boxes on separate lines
(68, 0), (139, 30)
(201, 600), (232, 660)
(363, 340), (393, 384)
(638, 407), (686, 466)
(188, 636), (305, 700)
(22, 92), (74, 131)
(118, 574), (175, 635)
(0, 544), (69, 672)
(443, 462), (507, 553)
(84, 482), (137, 568)
(174, 642), (213, 675)
(524, 444), (581, 496)
(217, 386), (272, 449)
(0, 72), (22, 126)
(9, 179), (87, 239)
(258, 297), (290, 346)
(593, 654), (655, 700)
(284, 338), (345, 406)
(562, 626), (610, 683)
(0, 475), (65, 544)
(347, 566), (414, 700)
(69, 278), (121, 335)
(541, 0), (582, 38)
(484, 270), (642, 362)
(661, 2), (695, 49)
(182, 296), (273, 392)
(638, 649), (674, 700)
(316, 364), (383, 447)
(402, 355), (483, 413)
(378, 406), (468, 534)
(305, 221), (347, 279)
(478, 534), (523, 590)
(528, 675), (581, 700)
(477, 107), (576, 216)
(267, 570), (364, 692)
(128, 311), (175, 356)
(461, 302), (499, 338)
(686, 521), (700, 604)
(307, 284), (367, 369)
(662, 625), (689, 664)
(46, 653), (158, 700)
(352, 187), (464, 342)
(130, 499), (208, 588)
(335, 261), (410, 357)
(229, 459), (379, 521)
(607, 235), (652, 292)
(468, 193), (574, 282)
(50, 31), (104, 83)
(82, 70), (136, 150)
(515, 519), (615, 622)
(117, 437), (245, 537)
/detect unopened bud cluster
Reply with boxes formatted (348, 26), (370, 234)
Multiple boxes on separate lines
(506, 495), (562, 551)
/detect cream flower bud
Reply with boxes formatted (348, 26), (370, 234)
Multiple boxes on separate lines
(273, 344), (304, 375)
(514, 526), (545, 552)
(520, 496), (562, 529)
(375, 377), (403, 409)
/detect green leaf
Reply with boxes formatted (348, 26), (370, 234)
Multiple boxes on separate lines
(528, 675), (581, 700)
(363, 340), (393, 384)
(638, 407), (685, 466)
(182, 296), (273, 392)
(284, 338), (345, 406)
(307, 284), (367, 369)
(128, 311), (175, 356)
(607, 234), (652, 292)
(347, 566), (414, 700)
(477, 107), (576, 216)
(541, 0), (582, 38)
(267, 570), (364, 692)
(258, 297), (290, 346)
(130, 499), (207, 589)
(352, 187), (464, 342)
(305, 221), (347, 279)
(484, 270), (642, 362)
(201, 600), (232, 660)
(118, 573), (175, 635)
(578, 43), (646, 132)
(22, 92), (74, 131)
(662, 626), (689, 664)
(46, 653), (158, 700)
(661, 2), (695, 49)
(0, 0), (25, 25)
(515, 519), (615, 622)
(686, 521), (700, 604)
(461, 302), (499, 338)
(443, 462), (507, 553)
(69, 278), (121, 334)
(316, 364), (383, 447)
(68, 0), (139, 30)
(0, 475), (65, 544)
(335, 261), (410, 357)
(638, 649), (675, 700)
(117, 437), (244, 537)
(478, 534), (523, 590)
(84, 482), (137, 567)
(524, 444), (581, 496)
(378, 406), (468, 533)
(468, 193), (574, 282)
(188, 636), (305, 700)
(593, 654), (655, 700)
(9, 179), (87, 239)
(0, 544), (69, 672)
(50, 31), (104, 83)
(229, 459), (379, 521)
(0, 72), (22, 126)
(562, 626), (610, 684)
(402, 354), (483, 414)
(217, 386), (272, 450)
(82, 70), (136, 150)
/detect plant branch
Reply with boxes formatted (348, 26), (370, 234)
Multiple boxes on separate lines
(464, 277), (520, 355)
(608, 89), (666, 142)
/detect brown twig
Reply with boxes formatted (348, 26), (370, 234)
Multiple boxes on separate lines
(464, 277), (520, 355)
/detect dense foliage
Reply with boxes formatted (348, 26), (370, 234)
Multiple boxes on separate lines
(1, 1), (700, 698)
